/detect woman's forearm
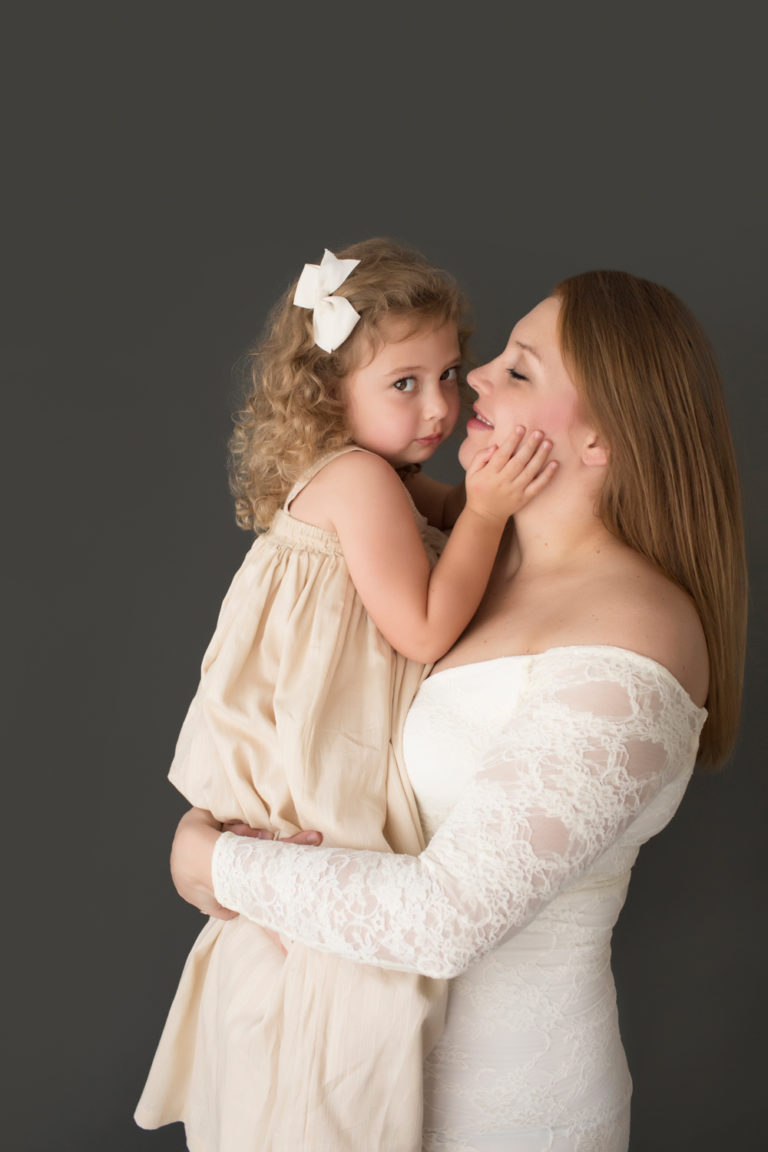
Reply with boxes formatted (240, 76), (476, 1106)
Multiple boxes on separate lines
(209, 653), (699, 979)
(170, 807), (325, 921)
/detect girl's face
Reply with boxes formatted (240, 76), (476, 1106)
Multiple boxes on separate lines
(342, 319), (462, 469)
(459, 296), (592, 472)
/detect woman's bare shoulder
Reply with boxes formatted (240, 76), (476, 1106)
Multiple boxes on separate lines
(581, 554), (709, 706)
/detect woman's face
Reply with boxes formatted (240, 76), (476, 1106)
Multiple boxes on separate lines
(459, 296), (593, 472)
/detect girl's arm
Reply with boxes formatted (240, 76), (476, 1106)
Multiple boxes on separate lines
(326, 431), (555, 663)
(403, 469), (466, 530)
(205, 650), (703, 978)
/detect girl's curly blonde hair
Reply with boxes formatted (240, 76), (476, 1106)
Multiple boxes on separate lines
(228, 237), (472, 530)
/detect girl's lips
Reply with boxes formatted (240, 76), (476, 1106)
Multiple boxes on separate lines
(416, 433), (443, 445)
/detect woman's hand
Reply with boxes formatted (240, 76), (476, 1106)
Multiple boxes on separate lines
(221, 820), (322, 846)
(170, 807), (323, 920)
(170, 807), (232, 919)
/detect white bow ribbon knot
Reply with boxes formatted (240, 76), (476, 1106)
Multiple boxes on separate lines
(293, 249), (361, 353)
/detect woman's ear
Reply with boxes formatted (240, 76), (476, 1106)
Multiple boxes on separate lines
(581, 429), (609, 468)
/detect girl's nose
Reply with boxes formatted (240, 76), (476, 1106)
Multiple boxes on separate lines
(423, 382), (449, 420)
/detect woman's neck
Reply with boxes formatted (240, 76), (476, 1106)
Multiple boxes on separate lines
(508, 496), (615, 573)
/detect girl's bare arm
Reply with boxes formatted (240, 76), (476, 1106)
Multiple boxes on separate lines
(324, 431), (556, 663)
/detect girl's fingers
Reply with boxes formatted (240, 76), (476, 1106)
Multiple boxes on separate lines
(495, 429), (547, 470)
(484, 426), (527, 470)
(523, 459), (559, 494)
(467, 429), (555, 492)
(466, 443), (499, 473)
(488, 434), (554, 484)
(515, 437), (553, 478)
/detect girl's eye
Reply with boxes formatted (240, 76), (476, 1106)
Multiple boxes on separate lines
(393, 376), (417, 393)
(441, 366), (460, 384)
(508, 368), (528, 382)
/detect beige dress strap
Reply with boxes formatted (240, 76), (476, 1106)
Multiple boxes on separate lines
(283, 444), (369, 510)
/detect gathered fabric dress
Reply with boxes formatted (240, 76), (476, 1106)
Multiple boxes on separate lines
(134, 448), (448, 1152)
(213, 645), (707, 1151)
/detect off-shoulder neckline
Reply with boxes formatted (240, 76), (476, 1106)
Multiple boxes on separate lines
(427, 645), (707, 715)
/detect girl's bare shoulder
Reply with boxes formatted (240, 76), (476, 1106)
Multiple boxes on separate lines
(289, 449), (402, 531)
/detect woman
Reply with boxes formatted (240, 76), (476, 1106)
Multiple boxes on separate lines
(172, 271), (747, 1150)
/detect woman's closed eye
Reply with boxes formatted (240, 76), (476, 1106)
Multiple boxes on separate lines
(508, 367), (528, 382)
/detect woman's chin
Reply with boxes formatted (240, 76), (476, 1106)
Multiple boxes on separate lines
(457, 434), (476, 471)
(457, 430), (490, 470)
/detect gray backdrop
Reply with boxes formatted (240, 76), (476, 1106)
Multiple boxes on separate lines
(5, 4), (765, 1150)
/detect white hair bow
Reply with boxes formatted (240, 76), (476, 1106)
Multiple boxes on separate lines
(293, 249), (361, 353)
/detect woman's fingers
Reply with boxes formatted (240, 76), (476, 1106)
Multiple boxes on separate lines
(206, 901), (239, 921)
(222, 822), (323, 847)
(221, 821), (263, 838)
(282, 829), (323, 845)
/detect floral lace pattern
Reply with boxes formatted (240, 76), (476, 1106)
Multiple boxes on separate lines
(214, 647), (706, 1149)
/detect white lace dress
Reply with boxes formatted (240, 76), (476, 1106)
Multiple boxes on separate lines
(213, 646), (707, 1151)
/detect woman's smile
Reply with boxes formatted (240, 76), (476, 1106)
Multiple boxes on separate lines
(467, 405), (494, 430)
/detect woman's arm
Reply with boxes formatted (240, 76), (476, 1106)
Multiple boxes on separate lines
(171, 807), (322, 919)
(207, 650), (704, 978)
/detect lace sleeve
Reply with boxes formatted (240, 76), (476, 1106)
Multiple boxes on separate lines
(213, 650), (704, 979)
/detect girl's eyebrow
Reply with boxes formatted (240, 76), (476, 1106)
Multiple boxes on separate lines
(383, 355), (462, 377)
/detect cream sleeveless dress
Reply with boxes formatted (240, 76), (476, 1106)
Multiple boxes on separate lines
(134, 448), (448, 1151)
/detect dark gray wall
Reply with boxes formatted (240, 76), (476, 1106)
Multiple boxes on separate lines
(5, 4), (765, 1149)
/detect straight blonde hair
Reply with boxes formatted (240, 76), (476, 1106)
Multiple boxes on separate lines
(555, 270), (747, 768)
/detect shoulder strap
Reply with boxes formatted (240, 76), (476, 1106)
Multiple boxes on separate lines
(283, 445), (368, 510)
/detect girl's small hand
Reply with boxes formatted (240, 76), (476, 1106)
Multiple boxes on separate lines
(465, 427), (557, 524)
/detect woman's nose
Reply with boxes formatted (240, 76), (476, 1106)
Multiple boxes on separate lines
(466, 364), (490, 394)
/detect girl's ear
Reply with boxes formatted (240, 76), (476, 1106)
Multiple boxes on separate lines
(581, 429), (609, 468)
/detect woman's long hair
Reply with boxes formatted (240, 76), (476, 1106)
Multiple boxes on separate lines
(555, 270), (747, 768)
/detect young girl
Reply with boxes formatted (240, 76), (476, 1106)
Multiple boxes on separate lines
(135, 239), (555, 1151)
